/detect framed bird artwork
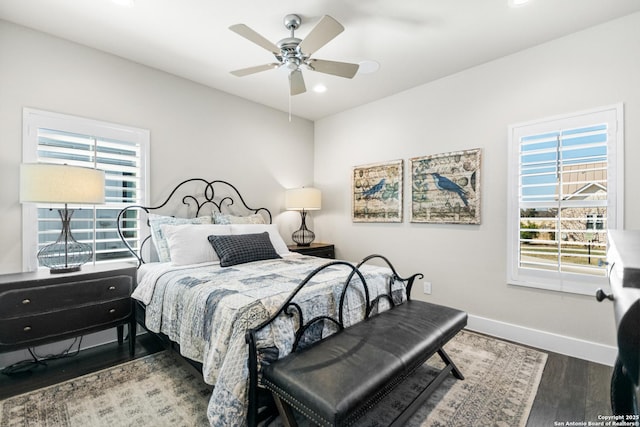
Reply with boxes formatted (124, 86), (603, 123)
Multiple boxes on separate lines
(410, 149), (481, 224)
(352, 159), (403, 222)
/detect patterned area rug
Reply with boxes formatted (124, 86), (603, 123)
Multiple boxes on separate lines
(355, 330), (547, 427)
(0, 351), (212, 427)
(0, 330), (546, 427)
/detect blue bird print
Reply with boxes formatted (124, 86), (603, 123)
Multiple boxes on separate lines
(362, 178), (385, 198)
(431, 173), (468, 207)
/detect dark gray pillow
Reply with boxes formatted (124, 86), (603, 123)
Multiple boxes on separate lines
(208, 232), (281, 267)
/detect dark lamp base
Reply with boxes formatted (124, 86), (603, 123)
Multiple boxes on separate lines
(291, 210), (316, 246)
(49, 266), (82, 274)
(38, 207), (93, 275)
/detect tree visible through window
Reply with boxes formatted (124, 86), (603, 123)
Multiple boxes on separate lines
(507, 105), (623, 295)
(22, 109), (149, 271)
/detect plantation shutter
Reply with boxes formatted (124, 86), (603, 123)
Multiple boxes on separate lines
(23, 109), (149, 270)
(519, 124), (609, 274)
(507, 104), (623, 295)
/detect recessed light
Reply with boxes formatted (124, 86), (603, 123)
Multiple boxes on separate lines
(313, 84), (327, 93)
(357, 60), (380, 75)
(508, 0), (531, 7)
(111, 0), (134, 7)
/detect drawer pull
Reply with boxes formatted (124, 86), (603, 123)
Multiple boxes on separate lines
(23, 326), (32, 332)
(595, 288), (614, 302)
(109, 308), (116, 314)
(22, 299), (31, 305)
(108, 286), (116, 291)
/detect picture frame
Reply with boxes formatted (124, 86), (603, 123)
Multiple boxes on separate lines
(352, 159), (403, 223)
(410, 149), (481, 224)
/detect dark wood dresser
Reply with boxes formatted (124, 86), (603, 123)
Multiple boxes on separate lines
(0, 263), (137, 356)
(288, 243), (335, 259)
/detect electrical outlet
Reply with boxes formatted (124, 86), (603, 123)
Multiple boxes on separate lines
(423, 281), (432, 295)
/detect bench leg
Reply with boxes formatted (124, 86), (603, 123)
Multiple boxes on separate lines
(438, 348), (464, 380)
(272, 394), (298, 427)
(388, 347), (464, 427)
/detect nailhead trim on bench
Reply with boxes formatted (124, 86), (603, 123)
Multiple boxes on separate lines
(262, 378), (332, 427)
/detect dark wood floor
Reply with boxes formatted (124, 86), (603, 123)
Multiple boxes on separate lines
(528, 350), (613, 426)
(0, 333), (614, 426)
(0, 333), (165, 400)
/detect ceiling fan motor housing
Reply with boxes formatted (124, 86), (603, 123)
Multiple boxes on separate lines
(277, 37), (304, 70)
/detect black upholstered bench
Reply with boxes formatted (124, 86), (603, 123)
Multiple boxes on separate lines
(246, 255), (467, 427)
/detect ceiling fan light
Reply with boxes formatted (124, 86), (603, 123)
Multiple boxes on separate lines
(284, 57), (300, 71)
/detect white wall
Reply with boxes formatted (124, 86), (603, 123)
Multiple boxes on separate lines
(0, 19), (314, 274)
(314, 12), (640, 364)
(0, 20), (314, 366)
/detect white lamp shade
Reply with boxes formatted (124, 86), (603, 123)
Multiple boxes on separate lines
(285, 187), (321, 211)
(20, 163), (105, 204)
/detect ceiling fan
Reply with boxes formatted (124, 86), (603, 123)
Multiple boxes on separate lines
(229, 14), (360, 96)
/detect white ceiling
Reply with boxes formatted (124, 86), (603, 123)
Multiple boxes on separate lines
(2, 0), (640, 121)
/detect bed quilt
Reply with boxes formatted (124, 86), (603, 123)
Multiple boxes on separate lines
(132, 254), (404, 426)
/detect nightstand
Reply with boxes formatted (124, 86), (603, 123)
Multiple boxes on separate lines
(0, 263), (137, 357)
(288, 243), (335, 259)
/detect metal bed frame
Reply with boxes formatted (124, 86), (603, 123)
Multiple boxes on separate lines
(116, 178), (272, 267)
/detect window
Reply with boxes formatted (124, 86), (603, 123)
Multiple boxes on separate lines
(22, 108), (149, 271)
(507, 104), (623, 295)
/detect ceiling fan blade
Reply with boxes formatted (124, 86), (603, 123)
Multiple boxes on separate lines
(230, 63), (279, 77)
(289, 69), (306, 96)
(298, 15), (344, 56)
(308, 59), (359, 79)
(229, 24), (280, 55)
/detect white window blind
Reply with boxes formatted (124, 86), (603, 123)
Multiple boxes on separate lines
(507, 104), (623, 295)
(22, 109), (149, 271)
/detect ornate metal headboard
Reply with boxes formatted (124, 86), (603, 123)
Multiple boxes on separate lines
(117, 178), (272, 267)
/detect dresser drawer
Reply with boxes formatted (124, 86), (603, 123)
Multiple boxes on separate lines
(0, 275), (133, 319)
(0, 298), (132, 347)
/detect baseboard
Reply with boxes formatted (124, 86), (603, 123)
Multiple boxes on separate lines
(467, 314), (617, 366)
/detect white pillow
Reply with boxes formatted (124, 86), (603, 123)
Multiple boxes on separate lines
(213, 212), (266, 224)
(148, 214), (212, 262)
(230, 224), (290, 255)
(162, 223), (232, 265)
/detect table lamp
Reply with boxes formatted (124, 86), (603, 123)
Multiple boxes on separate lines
(285, 187), (321, 246)
(20, 163), (105, 273)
